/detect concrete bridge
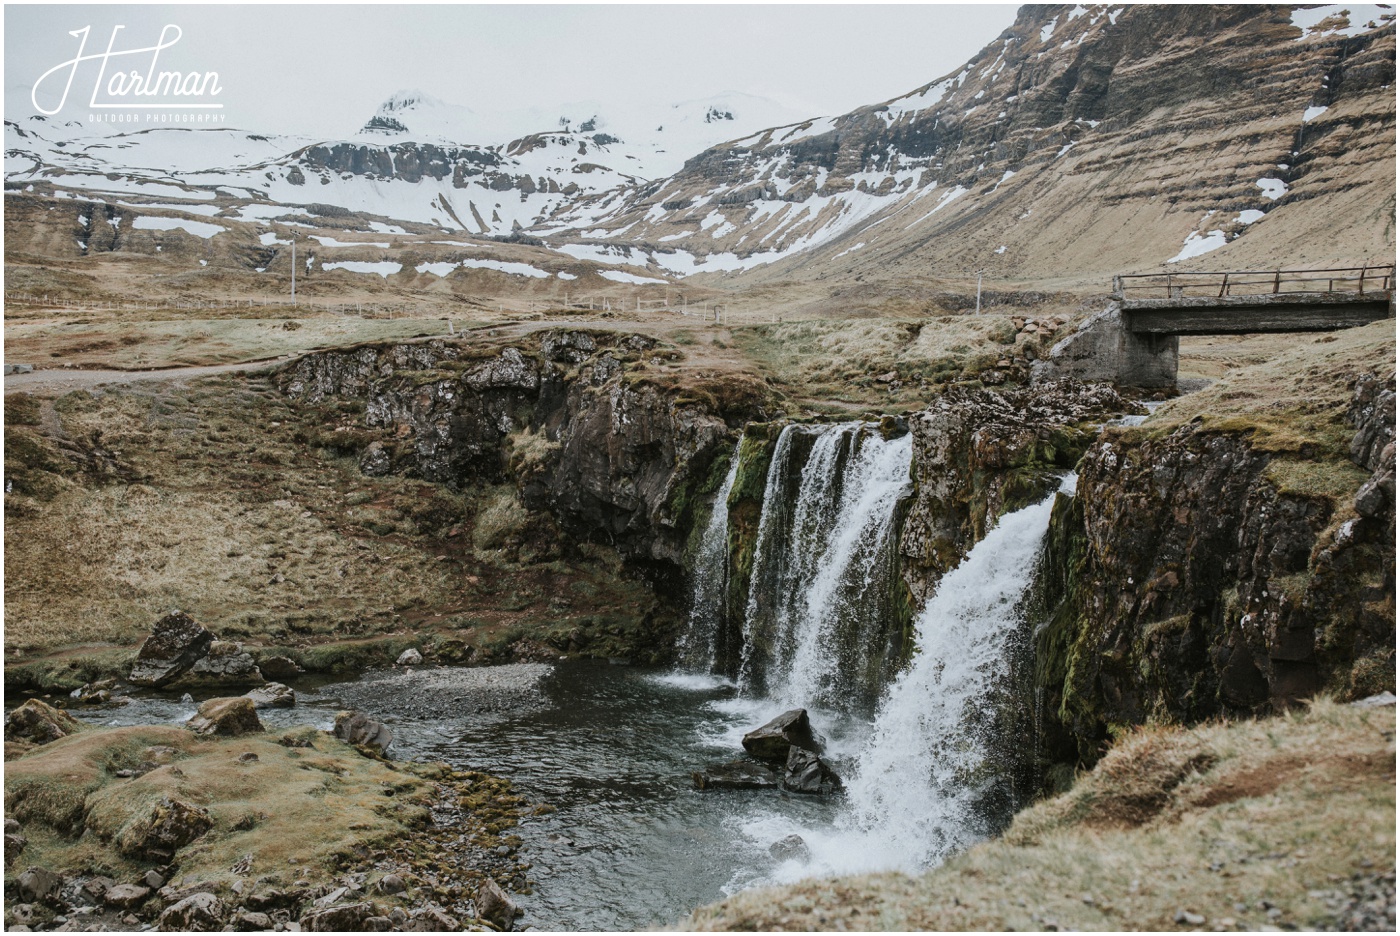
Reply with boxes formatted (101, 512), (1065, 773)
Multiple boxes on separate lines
(1033, 266), (1396, 388)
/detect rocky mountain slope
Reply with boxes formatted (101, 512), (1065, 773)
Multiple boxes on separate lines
(7, 5), (1392, 294)
(555, 4), (1396, 285)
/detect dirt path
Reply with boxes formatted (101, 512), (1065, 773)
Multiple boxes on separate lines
(3, 356), (294, 395)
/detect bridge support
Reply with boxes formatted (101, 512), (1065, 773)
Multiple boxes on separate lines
(1032, 307), (1179, 388)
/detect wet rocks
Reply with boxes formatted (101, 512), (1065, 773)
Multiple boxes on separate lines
(156, 892), (224, 931)
(476, 878), (519, 931)
(742, 709), (823, 762)
(395, 648), (424, 666)
(129, 611), (214, 687)
(69, 678), (124, 706)
(333, 711), (393, 755)
(185, 697), (263, 737)
(243, 682), (296, 709)
(781, 746), (842, 795)
(5, 699), (80, 745)
(769, 834), (811, 862)
(693, 760), (780, 791)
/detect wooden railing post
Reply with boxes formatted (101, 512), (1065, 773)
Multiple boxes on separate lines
(1358, 265), (1367, 294)
(1273, 270), (1281, 294)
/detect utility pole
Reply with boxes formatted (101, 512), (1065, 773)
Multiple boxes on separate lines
(291, 232), (297, 306)
(975, 270), (984, 314)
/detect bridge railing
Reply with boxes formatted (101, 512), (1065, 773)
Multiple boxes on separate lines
(1112, 265), (1396, 300)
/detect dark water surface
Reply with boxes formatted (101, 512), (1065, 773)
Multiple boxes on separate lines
(59, 661), (859, 931)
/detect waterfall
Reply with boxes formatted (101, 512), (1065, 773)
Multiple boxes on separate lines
(675, 442), (743, 672)
(832, 478), (1072, 871)
(738, 422), (913, 708)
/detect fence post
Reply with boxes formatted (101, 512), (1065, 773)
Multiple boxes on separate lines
(1358, 266), (1367, 294)
(1273, 270), (1281, 294)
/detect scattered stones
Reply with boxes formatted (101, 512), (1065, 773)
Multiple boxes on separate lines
(244, 682), (296, 709)
(1175, 909), (1206, 925)
(693, 760), (780, 791)
(5, 699), (81, 745)
(332, 711), (392, 755)
(768, 834), (811, 862)
(236, 752), (260, 763)
(476, 878), (519, 931)
(142, 871), (165, 891)
(157, 892), (224, 931)
(742, 709), (823, 763)
(395, 648), (423, 666)
(129, 611), (214, 688)
(186, 697), (264, 737)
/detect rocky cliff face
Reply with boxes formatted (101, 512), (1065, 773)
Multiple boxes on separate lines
(278, 332), (774, 575)
(1034, 370), (1397, 782)
(899, 381), (1137, 606)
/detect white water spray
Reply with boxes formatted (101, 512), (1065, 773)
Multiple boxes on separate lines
(837, 478), (1072, 870)
(675, 442), (743, 671)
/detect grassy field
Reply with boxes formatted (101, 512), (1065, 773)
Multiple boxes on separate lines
(684, 698), (1396, 931)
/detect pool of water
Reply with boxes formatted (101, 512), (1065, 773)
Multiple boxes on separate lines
(56, 662), (873, 931)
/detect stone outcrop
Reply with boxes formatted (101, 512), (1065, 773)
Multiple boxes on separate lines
(4, 700), (80, 745)
(129, 611), (213, 688)
(278, 331), (772, 621)
(900, 382), (1135, 606)
(1034, 372), (1397, 780)
(185, 698), (264, 737)
(156, 892), (224, 931)
(741, 709), (823, 763)
(118, 797), (213, 860)
(181, 641), (264, 687)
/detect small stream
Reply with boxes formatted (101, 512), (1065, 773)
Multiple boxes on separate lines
(56, 662), (867, 931)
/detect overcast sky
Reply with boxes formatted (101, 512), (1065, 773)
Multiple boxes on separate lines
(6, 4), (1018, 138)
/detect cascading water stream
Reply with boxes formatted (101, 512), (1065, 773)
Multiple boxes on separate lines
(727, 475), (1072, 888)
(737, 422), (913, 707)
(674, 443), (743, 672)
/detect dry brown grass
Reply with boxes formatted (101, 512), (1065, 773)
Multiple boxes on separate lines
(1146, 320), (1395, 455)
(3, 375), (659, 662)
(731, 312), (1078, 407)
(683, 699), (1396, 931)
(3, 316), (463, 370)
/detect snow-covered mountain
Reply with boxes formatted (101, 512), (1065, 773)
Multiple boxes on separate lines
(352, 88), (810, 178)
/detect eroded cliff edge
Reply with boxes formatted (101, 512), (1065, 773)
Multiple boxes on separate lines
(1033, 323), (1395, 786)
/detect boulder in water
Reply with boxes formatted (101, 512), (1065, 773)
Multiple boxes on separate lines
(185, 697), (263, 737)
(781, 746), (842, 795)
(333, 711), (393, 755)
(129, 611), (213, 687)
(742, 709), (823, 763)
(692, 760), (779, 791)
(768, 834), (811, 862)
(243, 682), (295, 709)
